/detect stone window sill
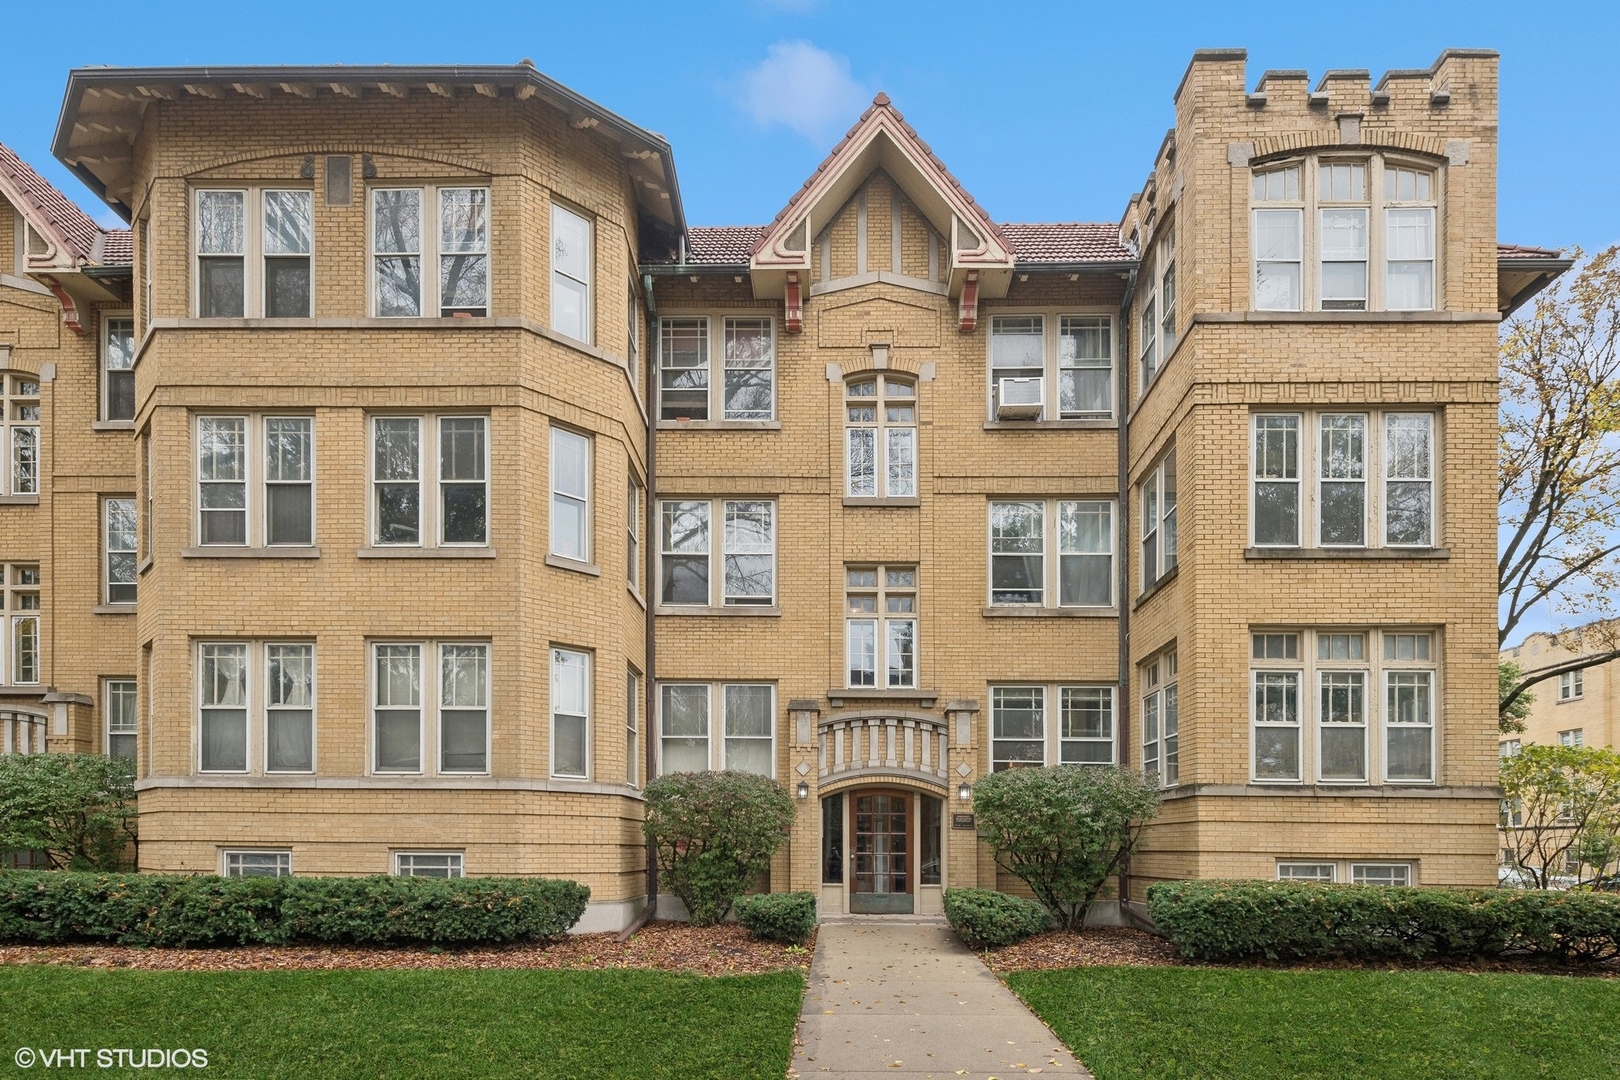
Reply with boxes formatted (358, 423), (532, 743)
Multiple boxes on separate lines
(982, 606), (1118, 618)
(0, 495), (39, 506)
(655, 605), (781, 617)
(183, 546), (322, 559)
(1133, 564), (1179, 610)
(91, 420), (135, 432)
(657, 419), (781, 431)
(982, 418), (1117, 431)
(1245, 546), (1450, 561)
(92, 604), (136, 615)
(546, 554), (601, 576)
(842, 497), (921, 508)
(825, 687), (940, 708)
(355, 546), (495, 559)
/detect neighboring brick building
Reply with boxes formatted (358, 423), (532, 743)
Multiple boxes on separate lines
(1501, 628), (1619, 754)
(0, 48), (1568, 927)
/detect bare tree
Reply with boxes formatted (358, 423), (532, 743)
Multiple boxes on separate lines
(1499, 246), (1620, 720)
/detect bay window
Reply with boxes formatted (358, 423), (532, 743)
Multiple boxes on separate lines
(551, 203), (592, 341)
(551, 647), (590, 778)
(1140, 449), (1177, 588)
(550, 427), (592, 562)
(372, 415), (488, 548)
(372, 640), (490, 776)
(1140, 649), (1178, 786)
(373, 186), (490, 318)
(196, 188), (313, 318)
(198, 415), (319, 548)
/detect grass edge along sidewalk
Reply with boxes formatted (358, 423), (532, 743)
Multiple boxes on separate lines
(1005, 965), (1620, 1080)
(3, 965), (804, 1080)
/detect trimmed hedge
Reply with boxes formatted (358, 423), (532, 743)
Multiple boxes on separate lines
(943, 887), (1052, 949)
(733, 891), (817, 944)
(0, 871), (589, 947)
(1147, 880), (1620, 963)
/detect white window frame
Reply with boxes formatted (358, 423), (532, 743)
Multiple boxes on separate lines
(658, 315), (710, 421)
(222, 850), (292, 877)
(394, 851), (464, 878)
(369, 414), (490, 549)
(1251, 155), (1441, 313)
(549, 425), (593, 564)
(550, 201), (592, 342)
(194, 187), (316, 319)
(1, 562), (42, 686)
(438, 642), (490, 775)
(1559, 671), (1584, 701)
(1137, 227), (1175, 393)
(657, 682), (711, 775)
(198, 640), (251, 774)
(626, 668), (640, 788)
(550, 646), (591, 780)
(1139, 449), (1177, 590)
(370, 185), (491, 318)
(101, 313), (135, 423)
(987, 310), (1116, 421)
(104, 677), (137, 759)
(845, 375), (917, 498)
(1350, 862), (1412, 887)
(656, 498), (777, 609)
(1559, 728), (1585, 748)
(1140, 649), (1178, 787)
(103, 496), (137, 605)
(3, 373), (41, 497)
(196, 414), (320, 549)
(1060, 685), (1117, 765)
(1384, 668), (1435, 784)
(1252, 411), (1439, 550)
(988, 498), (1116, 609)
(369, 640), (492, 778)
(991, 685), (1046, 771)
(655, 682), (780, 778)
(197, 640), (319, 776)
(372, 642), (424, 775)
(627, 473), (643, 593)
(265, 642), (317, 775)
(845, 565), (917, 689)
(1277, 862), (1336, 883)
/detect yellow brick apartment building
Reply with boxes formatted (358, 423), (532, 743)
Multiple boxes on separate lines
(0, 49), (1568, 928)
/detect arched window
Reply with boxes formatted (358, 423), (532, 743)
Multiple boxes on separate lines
(1, 374), (40, 497)
(845, 375), (915, 499)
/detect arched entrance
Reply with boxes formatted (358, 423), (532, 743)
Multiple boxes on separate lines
(819, 777), (947, 916)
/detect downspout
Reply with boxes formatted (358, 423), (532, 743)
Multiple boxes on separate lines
(1116, 266), (1138, 912)
(641, 271), (660, 927)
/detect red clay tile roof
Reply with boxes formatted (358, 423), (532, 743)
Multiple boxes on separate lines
(686, 226), (765, 265)
(1497, 243), (1565, 260)
(998, 222), (1133, 264)
(0, 142), (121, 264)
(669, 221), (1133, 267)
(103, 230), (132, 264)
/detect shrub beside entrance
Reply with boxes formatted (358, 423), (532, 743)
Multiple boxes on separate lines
(1148, 879), (1620, 962)
(733, 891), (817, 944)
(0, 872), (589, 947)
(641, 771), (795, 926)
(943, 887), (1052, 948)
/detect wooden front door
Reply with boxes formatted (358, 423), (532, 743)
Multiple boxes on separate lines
(850, 790), (912, 914)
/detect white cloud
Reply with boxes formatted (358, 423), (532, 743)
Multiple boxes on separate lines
(737, 41), (871, 143)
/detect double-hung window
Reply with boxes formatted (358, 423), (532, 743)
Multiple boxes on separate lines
(1062, 687), (1116, 764)
(199, 641), (317, 775)
(551, 647), (590, 779)
(656, 682), (776, 776)
(372, 187), (490, 317)
(551, 203), (592, 340)
(1253, 412), (1436, 549)
(1251, 157), (1437, 311)
(104, 678), (137, 759)
(1560, 728), (1585, 748)
(991, 685), (1117, 770)
(103, 497), (137, 604)
(626, 669), (640, 787)
(723, 317), (775, 420)
(627, 475), (643, 591)
(1318, 163), (1368, 310)
(657, 498), (776, 608)
(658, 317), (709, 420)
(1, 564), (41, 686)
(199, 642), (250, 772)
(196, 188), (313, 318)
(266, 643), (315, 773)
(988, 499), (1114, 608)
(1560, 671), (1584, 701)
(198, 416), (317, 548)
(846, 376), (915, 497)
(1140, 650), (1178, 786)
(3, 374), (40, 497)
(372, 641), (491, 776)
(550, 427), (592, 563)
(1139, 450), (1177, 588)
(103, 316), (135, 422)
(990, 314), (1114, 420)
(992, 686), (1044, 771)
(371, 415), (488, 548)
(845, 566), (916, 689)
(1248, 628), (1437, 785)
(1138, 227), (1176, 390)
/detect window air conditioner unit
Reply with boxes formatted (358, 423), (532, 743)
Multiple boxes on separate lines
(996, 377), (1044, 420)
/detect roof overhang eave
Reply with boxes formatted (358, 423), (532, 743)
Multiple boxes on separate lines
(1013, 259), (1139, 274)
(640, 262), (750, 276)
(1498, 256), (1574, 317)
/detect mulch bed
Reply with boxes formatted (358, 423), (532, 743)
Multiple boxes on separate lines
(0, 921), (813, 977)
(979, 927), (1620, 978)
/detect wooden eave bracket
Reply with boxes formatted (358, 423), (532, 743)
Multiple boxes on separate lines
(39, 276), (87, 336)
(958, 272), (979, 332)
(784, 272), (802, 333)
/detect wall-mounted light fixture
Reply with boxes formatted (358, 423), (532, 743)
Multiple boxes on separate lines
(797, 781), (810, 800)
(958, 782), (972, 802)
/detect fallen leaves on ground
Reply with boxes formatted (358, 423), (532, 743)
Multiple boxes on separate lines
(0, 921), (814, 976)
(980, 927), (1180, 973)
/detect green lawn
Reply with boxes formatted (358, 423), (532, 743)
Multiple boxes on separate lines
(1007, 966), (1620, 1080)
(2, 966), (804, 1079)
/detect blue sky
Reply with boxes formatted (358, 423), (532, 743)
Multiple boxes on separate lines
(4, 0), (1611, 642)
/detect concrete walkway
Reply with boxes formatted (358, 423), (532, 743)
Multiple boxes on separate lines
(791, 920), (1089, 1079)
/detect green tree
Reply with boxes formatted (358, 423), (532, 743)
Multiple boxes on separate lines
(1499, 743), (1620, 889)
(1499, 661), (1534, 734)
(641, 771), (795, 926)
(970, 765), (1161, 931)
(1498, 246), (1620, 719)
(0, 753), (137, 870)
